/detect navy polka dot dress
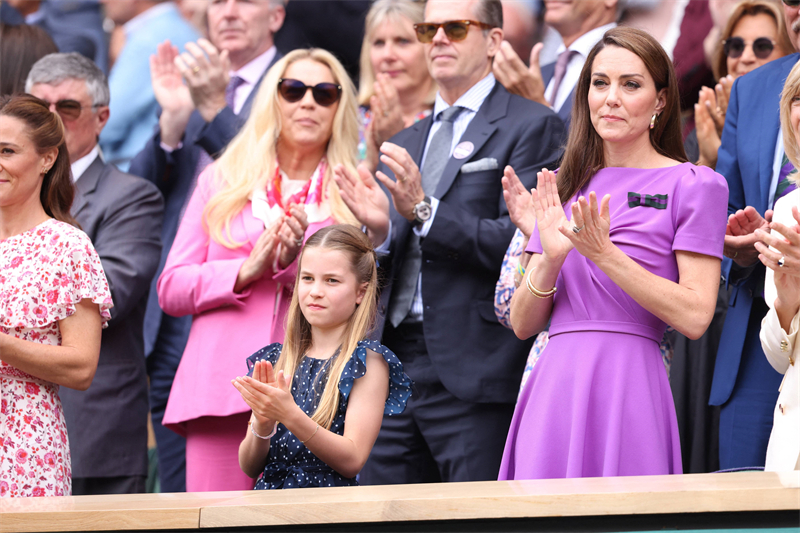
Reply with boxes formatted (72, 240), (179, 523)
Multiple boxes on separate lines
(244, 339), (412, 489)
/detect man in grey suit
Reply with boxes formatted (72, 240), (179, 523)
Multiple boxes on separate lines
(27, 53), (164, 496)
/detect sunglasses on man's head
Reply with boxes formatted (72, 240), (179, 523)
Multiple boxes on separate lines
(40, 99), (102, 121)
(277, 79), (342, 107)
(722, 37), (775, 59)
(413, 20), (495, 44)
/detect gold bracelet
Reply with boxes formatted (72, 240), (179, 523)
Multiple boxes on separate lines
(300, 423), (319, 445)
(526, 272), (557, 298)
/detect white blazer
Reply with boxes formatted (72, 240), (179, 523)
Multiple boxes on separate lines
(761, 190), (800, 471)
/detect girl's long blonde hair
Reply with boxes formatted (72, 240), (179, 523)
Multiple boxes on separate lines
(205, 49), (360, 248)
(273, 225), (379, 430)
(357, 0), (436, 107)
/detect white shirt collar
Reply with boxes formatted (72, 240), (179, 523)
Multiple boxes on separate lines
(432, 73), (496, 119)
(232, 46), (277, 86)
(556, 22), (617, 57)
(70, 146), (100, 183)
(123, 2), (178, 36)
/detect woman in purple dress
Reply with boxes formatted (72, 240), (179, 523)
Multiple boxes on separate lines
(498, 27), (729, 480)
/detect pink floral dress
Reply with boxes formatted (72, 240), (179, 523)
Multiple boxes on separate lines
(0, 219), (112, 498)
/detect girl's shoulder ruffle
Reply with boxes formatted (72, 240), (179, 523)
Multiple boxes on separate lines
(339, 339), (412, 416)
(245, 342), (283, 376)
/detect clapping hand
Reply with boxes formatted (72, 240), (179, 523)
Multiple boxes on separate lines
(277, 204), (309, 270)
(232, 360), (296, 432)
(530, 168), (573, 261)
(561, 191), (613, 263)
(502, 166), (536, 240)
(755, 206), (800, 309)
(333, 163), (390, 246)
(375, 142), (425, 222)
(151, 40), (194, 148)
(493, 41), (548, 106)
(694, 87), (721, 168)
(174, 38), (231, 122)
(370, 74), (405, 147)
(724, 206), (773, 267)
(234, 221), (281, 293)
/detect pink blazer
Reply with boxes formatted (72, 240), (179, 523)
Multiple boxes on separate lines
(159, 165), (333, 434)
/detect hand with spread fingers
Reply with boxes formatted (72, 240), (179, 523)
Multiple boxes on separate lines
(560, 191), (613, 263)
(530, 168), (573, 261)
(375, 142), (425, 221)
(501, 165), (536, 240)
(724, 205), (773, 267)
(232, 364), (298, 430)
(174, 38), (231, 122)
(333, 163), (390, 246)
(151, 40), (195, 148)
(695, 87), (721, 168)
(235, 221), (281, 293)
(370, 74), (406, 148)
(277, 204), (309, 270)
(492, 41), (548, 106)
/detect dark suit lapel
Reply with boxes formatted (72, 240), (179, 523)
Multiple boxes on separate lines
(240, 50), (283, 120)
(72, 155), (105, 217)
(433, 85), (504, 198)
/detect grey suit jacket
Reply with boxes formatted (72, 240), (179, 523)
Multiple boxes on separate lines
(60, 156), (164, 478)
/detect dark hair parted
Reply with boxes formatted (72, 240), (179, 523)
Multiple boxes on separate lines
(475, 0), (503, 29)
(0, 23), (59, 96)
(0, 94), (77, 226)
(274, 224), (379, 430)
(557, 26), (687, 203)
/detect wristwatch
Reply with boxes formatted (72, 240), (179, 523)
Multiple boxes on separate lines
(413, 196), (432, 226)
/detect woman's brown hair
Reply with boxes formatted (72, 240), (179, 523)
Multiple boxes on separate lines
(557, 27), (687, 203)
(273, 224), (379, 430)
(0, 23), (58, 96)
(0, 94), (77, 226)
(713, 0), (793, 80)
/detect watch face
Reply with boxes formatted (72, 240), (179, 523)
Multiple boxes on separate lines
(416, 203), (432, 221)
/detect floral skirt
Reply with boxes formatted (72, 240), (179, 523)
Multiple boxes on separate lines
(1, 364), (71, 497)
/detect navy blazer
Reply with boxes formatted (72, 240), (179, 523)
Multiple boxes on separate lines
(60, 156), (163, 478)
(710, 53), (799, 406)
(541, 60), (575, 129)
(377, 83), (565, 404)
(129, 51), (282, 356)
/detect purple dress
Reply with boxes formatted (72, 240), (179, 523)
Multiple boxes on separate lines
(498, 163), (728, 480)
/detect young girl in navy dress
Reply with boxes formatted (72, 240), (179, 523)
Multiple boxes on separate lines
(232, 224), (411, 489)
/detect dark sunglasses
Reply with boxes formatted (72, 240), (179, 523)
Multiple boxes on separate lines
(413, 20), (495, 44)
(277, 78), (342, 106)
(782, 0), (800, 7)
(722, 36), (775, 59)
(40, 99), (102, 121)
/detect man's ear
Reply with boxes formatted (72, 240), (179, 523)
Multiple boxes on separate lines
(95, 106), (110, 137)
(487, 27), (504, 59)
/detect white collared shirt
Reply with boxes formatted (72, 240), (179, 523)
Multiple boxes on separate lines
(544, 22), (617, 113)
(70, 146), (100, 183)
(230, 46), (277, 114)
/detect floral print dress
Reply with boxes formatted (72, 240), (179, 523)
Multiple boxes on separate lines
(0, 219), (112, 498)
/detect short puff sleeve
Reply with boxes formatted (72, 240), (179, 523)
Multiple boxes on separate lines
(671, 165), (729, 259)
(338, 339), (412, 416)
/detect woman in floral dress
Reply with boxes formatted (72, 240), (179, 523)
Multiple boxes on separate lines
(0, 95), (111, 498)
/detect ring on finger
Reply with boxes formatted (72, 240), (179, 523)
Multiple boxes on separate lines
(572, 225), (584, 234)
(399, 175), (407, 183)
(295, 238), (304, 247)
(779, 256), (786, 267)
(191, 65), (200, 74)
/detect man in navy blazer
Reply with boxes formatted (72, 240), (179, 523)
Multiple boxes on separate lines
(711, 1), (800, 469)
(340, 0), (564, 484)
(492, 0), (618, 129)
(128, 0), (285, 492)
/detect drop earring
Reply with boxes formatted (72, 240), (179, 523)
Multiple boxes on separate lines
(650, 113), (658, 130)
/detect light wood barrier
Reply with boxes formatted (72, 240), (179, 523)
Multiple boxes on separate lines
(1, 471), (798, 533)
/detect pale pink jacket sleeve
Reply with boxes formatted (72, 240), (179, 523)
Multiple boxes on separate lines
(157, 167), (250, 317)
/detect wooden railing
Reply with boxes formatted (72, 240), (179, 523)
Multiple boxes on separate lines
(1, 471), (798, 533)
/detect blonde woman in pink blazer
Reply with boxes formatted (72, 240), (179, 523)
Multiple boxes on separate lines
(158, 49), (372, 492)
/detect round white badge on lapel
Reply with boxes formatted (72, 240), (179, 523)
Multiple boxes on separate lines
(453, 141), (474, 160)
